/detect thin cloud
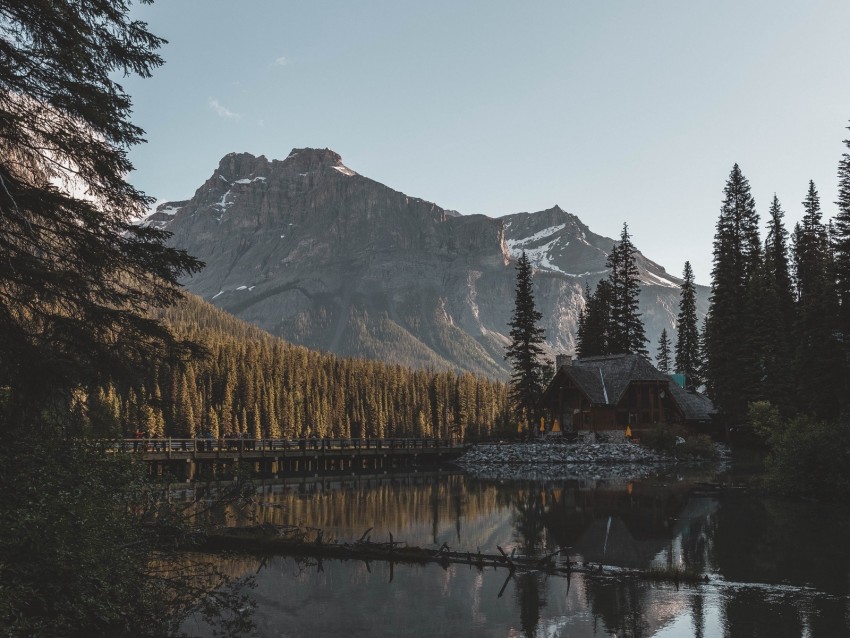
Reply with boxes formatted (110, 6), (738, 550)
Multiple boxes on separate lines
(274, 56), (288, 66)
(208, 97), (241, 120)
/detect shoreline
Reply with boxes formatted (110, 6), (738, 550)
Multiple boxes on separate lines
(456, 441), (729, 481)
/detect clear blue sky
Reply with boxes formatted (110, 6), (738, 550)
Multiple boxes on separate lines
(124, 0), (850, 285)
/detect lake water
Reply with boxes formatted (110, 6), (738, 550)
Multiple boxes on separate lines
(186, 469), (850, 637)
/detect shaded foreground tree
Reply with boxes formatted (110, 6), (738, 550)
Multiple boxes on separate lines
(505, 251), (549, 430)
(0, 2), (253, 636)
(760, 196), (795, 413)
(836, 125), (850, 417)
(704, 164), (761, 424)
(0, 434), (255, 637)
(792, 181), (841, 419)
(0, 0), (202, 419)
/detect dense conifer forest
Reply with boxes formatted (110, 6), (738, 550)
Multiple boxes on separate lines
(80, 294), (511, 441)
(704, 143), (850, 425)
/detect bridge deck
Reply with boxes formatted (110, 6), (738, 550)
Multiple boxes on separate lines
(117, 438), (468, 481)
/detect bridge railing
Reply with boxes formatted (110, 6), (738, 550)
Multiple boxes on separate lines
(116, 437), (465, 454)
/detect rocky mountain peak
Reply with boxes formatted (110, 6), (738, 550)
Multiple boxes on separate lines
(145, 149), (708, 378)
(214, 152), (269, 182)
(283, 147), (356, 177)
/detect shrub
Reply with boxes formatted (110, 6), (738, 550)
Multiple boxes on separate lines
(641, 425), (680, 452)
(747, 402), (850, 498)
(641, 426), (716, 460)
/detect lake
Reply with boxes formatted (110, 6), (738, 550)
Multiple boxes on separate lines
(185, 468), (850, 637)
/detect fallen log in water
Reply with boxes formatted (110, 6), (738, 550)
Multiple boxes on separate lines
(194, 524), (706, 585)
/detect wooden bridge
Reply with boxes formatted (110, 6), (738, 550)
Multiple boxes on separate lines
(118, 437), (468, 481)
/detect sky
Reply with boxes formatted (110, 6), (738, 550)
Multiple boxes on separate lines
(123, 0), (850, 285)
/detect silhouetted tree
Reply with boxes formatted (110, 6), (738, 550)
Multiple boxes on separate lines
(0, 0), (202, 425)
(656, 329), (671, 374)
(606, 223), (648, 358)
(705, 164), (761, 423)
(674, 261), (702, 385)
(506, 251), (549, 429)
(832, 125), (850, 417)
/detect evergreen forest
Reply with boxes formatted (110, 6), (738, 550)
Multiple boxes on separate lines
(703, 147), (850, 426)
(81, 294), (511, 442)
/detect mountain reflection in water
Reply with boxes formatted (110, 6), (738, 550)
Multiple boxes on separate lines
(185, 472), (850, 637)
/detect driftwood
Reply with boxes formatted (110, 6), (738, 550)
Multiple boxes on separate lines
(196, 524), (706, 585)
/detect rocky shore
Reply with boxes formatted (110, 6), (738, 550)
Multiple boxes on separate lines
(456, 442), (729, 481)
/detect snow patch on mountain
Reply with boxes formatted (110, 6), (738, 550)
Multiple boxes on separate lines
(332, 165), (356, 177)
(136, 203), (183, 230)
(506, 224), (569, 274)
(641, 270), (679, 288)
(215, 190), (233, 210)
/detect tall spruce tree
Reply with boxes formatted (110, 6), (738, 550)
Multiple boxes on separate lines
(793, 182), (842, 418)
(705, 164), (762, 423)
(505, 251), (549, 429)
(674, 261), (702, 385)
(833, 125), (850, 418)
(656, 329), (671, 374)
(794, 182), (828, 304)
(606, 223), (648, 358)
(0, 0), (203, 424)
(761, 195), (796, 412)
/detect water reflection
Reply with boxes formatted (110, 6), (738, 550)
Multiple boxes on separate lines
(185, 472), (850, 637)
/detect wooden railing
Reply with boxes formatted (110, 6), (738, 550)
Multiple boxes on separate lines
(116, 437), (465, 454)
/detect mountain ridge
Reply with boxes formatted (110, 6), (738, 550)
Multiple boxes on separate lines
(144, 148), (708, 378)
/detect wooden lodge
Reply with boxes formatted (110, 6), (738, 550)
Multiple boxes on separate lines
(539, 354), (715, 438)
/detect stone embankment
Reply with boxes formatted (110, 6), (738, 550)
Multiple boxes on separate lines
(456, 442), (728, 481)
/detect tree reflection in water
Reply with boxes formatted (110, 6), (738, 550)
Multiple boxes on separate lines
(179, 472), (850, 637)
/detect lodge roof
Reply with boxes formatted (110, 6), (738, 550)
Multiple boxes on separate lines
(544, 354), (670, 406)
(667, 382), (716, 422)
(541, 353), (716, 422)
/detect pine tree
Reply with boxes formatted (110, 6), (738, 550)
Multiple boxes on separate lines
(834, 124), (850, 417)
(674, 261), (702, 386)
(505, 252), (549, 430)
(656, 329), (671, 374)
(793, 182), (842, 418)
(606, 223), (648, 357)
(0, 2), (203, 421)
(761, 195), (796, 412)
(576, 280), (613, 358)
(794, 181), (828, 304)
(705, 164), (762, 423)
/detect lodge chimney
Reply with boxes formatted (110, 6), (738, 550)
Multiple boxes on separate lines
(555, 354), (572, 371)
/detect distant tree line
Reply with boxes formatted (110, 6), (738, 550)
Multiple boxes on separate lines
(78, 295), (511, 441)
(704, 126), (850, 425)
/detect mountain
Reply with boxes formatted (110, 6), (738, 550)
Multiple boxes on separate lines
(144, 148), (708, 378)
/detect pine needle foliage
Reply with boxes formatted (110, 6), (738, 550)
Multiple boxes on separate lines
(833, 126), (850, 417)
(760, 195), (796, 413)
(673, 261), (701, 386)
(704, 164), (761, 423)
(656, 328), (671, 374)
(505, 252), (549, 428)
(0, 0), (202, 420)
(69, 295), (511, 442)
(605, 223), (649, 358)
